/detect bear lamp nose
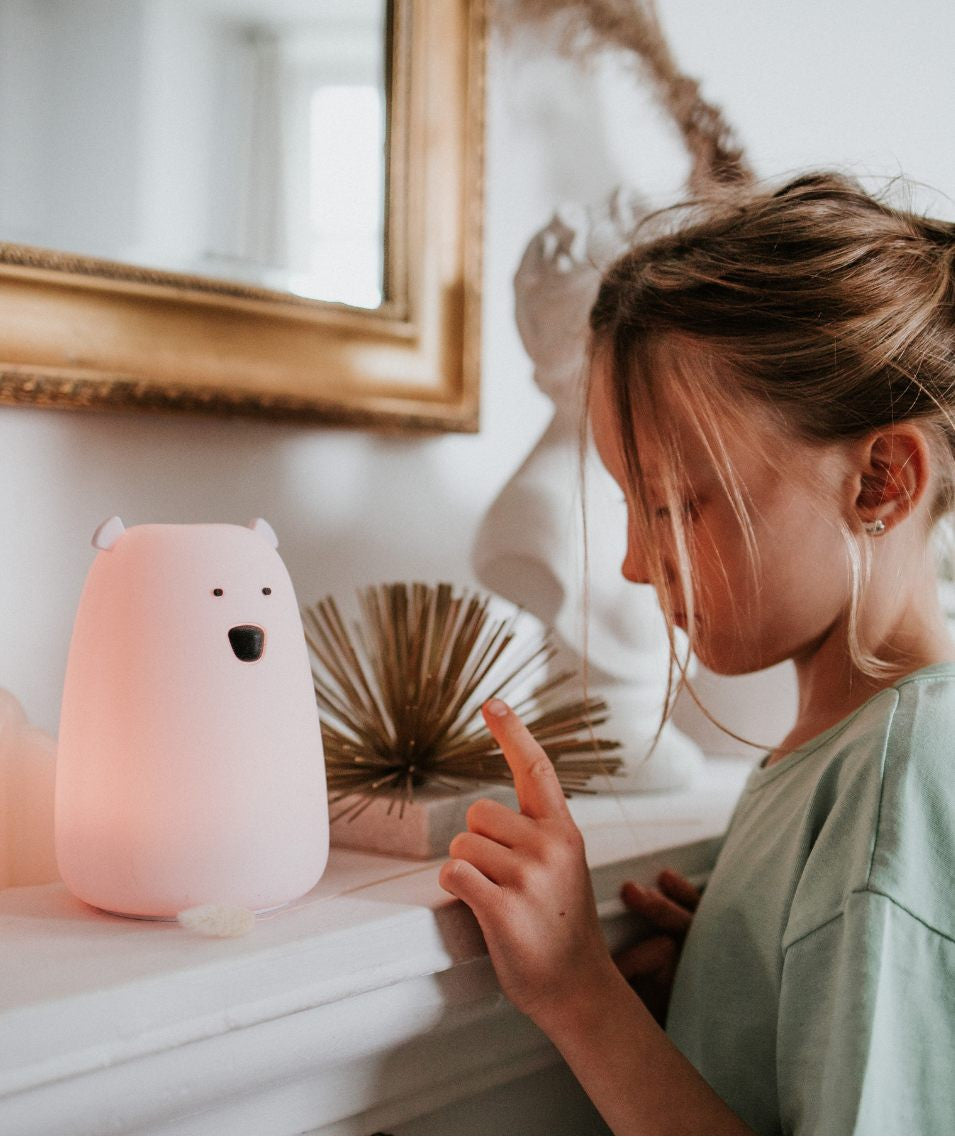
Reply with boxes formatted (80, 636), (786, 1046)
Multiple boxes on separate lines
(228, 624), (265, 662)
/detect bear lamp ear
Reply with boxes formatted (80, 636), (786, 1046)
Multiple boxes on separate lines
(248, 518), (279, 548)
(92, 516), (126, 551)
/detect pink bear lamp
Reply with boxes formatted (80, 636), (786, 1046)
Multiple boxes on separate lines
(56, 517), (329, 920)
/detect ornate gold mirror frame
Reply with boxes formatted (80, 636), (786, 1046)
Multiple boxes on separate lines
(0, 0), (485, 433)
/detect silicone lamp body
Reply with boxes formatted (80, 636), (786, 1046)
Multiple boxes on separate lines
(56, 518), (329, 919)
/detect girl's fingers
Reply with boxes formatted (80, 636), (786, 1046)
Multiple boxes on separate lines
(621, 881), (693, 936)
(658, 868), (702, 911)
(466, 795), (539, 848)
(448, 830), (521, 887)
(482, 698), (570, 822)
(438, 856), (501, 913)
(613, 934), (677, 981)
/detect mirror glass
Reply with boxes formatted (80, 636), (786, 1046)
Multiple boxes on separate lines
(0, 0), (388, 309)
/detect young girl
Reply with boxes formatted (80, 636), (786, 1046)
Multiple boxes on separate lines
(439, 172), (955, 1135)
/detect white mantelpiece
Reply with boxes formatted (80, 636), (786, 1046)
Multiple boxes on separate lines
(0, 758), (749, 1136)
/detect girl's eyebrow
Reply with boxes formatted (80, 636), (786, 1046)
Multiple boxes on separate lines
(640, 470), (691, 491)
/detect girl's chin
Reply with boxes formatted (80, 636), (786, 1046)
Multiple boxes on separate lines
(666, 610), (773, 675)
(688, 634), (771, 677)
(694, 651), (775, 678)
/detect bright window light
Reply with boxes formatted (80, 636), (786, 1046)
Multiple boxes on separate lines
(290, 84), (384, 308)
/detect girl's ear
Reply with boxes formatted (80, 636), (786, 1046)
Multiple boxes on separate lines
(851, 424), (932, 533)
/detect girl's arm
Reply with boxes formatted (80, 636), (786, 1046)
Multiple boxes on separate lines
(439, 699), (752, 1137)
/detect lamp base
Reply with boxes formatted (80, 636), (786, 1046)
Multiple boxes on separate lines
(92, 898), (292, 923)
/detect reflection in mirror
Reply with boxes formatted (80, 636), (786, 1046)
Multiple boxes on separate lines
(0, 0), (388, 308)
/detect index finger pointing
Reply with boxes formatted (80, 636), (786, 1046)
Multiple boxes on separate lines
(483, 698), (570, 820)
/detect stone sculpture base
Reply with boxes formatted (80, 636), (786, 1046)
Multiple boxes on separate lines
(329, 783), (519, 860)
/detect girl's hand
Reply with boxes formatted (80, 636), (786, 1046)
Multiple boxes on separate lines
(614, 869), (701, 1025)
(438, 698), (617, 1028)
(440, 707), (752, 1136)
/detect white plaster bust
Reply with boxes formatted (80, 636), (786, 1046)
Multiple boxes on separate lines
(473, 189), (704, 791)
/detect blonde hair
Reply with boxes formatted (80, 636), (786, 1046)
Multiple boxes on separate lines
(589, 171), (955, 730)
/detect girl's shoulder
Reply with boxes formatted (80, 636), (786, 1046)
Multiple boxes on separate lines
(777, 663), (955, 947)
(867, 663), (955, 936)
(887, 659), (955, 743)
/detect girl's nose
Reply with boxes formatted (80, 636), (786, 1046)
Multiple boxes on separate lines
(621, 545), (651, 585)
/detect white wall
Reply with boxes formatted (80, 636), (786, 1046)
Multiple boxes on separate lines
(2, 0), (954, 750)
(0, 0), (146, 253)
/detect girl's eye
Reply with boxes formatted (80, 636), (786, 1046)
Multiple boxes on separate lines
(654, 501), (698, 521)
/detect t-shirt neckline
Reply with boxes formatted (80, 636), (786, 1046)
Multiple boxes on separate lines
(747, 661), (955, 790)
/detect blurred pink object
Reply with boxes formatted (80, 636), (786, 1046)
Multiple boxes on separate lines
(56, 517), (328, 919)
(0, 689), (58, 889)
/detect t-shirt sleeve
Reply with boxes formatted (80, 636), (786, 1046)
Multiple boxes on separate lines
(777, 888), (955, 1135)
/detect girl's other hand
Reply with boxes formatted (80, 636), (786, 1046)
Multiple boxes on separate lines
(438, 698), (618, 1030)
(614, 869), (701, 1026)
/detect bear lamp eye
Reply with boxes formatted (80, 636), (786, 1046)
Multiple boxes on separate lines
(212, 588), (224, 597)
(262, 587), (272, 595)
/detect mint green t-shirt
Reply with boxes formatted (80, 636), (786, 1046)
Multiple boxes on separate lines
(666, 663), (955, 1135)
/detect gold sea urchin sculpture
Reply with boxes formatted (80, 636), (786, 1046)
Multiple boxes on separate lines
(304, 582), (622, 821)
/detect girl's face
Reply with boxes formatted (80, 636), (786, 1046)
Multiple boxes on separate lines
(589, 356), (855, 676)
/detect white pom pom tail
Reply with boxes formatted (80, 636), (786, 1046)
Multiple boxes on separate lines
(177, 904), (255, 937)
